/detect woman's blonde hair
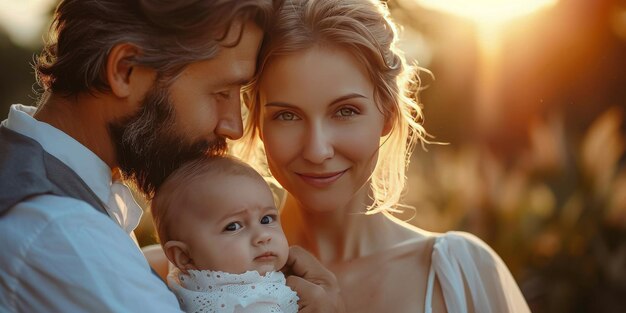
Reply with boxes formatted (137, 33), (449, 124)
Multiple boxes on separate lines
(235, 0), (428, 214)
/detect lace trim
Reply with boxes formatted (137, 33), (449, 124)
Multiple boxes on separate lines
(168, 269), (299, 313)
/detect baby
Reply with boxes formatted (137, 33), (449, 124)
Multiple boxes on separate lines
(151, 156), (298, 313)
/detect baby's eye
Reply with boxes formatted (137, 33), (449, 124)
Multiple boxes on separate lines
(260, 215), (276, 224)
(224, 222), (242, 232)
(276, 111), (300, 121)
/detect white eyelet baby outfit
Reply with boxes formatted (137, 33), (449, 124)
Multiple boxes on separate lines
(168, 269), (299, 313)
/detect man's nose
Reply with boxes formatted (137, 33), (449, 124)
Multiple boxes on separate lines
(215, 95), (243, 140)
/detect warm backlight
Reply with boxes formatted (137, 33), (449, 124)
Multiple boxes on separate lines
(416, 0), (558, 26)
(415, 0), (559, 135)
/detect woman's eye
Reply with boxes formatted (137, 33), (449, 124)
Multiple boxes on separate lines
(336, 107), (358, 117)
(224, 222), (242, 232)
(276, 111), (299, 121)
(260, 215), (276, 224)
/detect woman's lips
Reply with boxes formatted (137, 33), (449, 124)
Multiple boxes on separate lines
(296, 170), (347, 188)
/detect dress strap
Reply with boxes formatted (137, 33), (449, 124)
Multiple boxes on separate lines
(428, 233), (470, 313)
(424, 260), (436, 313)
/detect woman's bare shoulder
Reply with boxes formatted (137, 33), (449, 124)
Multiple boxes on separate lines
(389, 222), (503, 271)
(379, 215), (501, 267)
(432, 231), (502, 265)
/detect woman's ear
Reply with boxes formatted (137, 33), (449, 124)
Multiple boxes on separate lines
(106, 43), (155, 99)
(163, 241), (197, 274)
(382, 115), (394, 137)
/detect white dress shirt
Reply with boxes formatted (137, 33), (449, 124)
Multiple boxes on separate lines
(0, 104), (183, 312)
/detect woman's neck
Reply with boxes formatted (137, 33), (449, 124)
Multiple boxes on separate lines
(281, 191), (406, 264)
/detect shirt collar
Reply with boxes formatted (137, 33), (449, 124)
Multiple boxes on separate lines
(4, 104), (112, 203)
(108, 181), (144, 235)
(2, 104), (143, 234)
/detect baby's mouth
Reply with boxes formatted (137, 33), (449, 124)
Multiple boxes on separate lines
(254, 252), (277, 261)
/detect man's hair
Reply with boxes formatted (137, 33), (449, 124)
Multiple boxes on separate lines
(151, 156), (267, 244)
(35, 0), (274, 96)
(237, 0), (429, 215)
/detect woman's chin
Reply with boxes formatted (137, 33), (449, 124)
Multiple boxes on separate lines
(293, 188), (366, 214)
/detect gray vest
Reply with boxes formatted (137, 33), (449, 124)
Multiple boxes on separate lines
(0, 126), (108, 215)
(0, 126), (167, 285)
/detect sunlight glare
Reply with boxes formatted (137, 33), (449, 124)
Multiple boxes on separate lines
(416, 0), (558, 26)
(414, 0), (559, 136)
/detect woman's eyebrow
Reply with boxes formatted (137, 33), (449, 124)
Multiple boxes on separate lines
(265, 93), (367, 108)
(328, 93), (367, 106)
(265, 101), (294, 108)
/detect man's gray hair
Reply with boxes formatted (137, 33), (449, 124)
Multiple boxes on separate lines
(35, 0), (274, 97)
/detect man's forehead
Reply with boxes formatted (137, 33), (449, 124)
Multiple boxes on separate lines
(214, 19), (247, 47)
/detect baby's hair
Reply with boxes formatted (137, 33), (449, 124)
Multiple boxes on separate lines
(151, 155), (266, 244)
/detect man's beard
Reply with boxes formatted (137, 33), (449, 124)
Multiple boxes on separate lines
(108, 85), (227, 199)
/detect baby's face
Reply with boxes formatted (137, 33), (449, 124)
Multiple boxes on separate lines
(180, 174), (289, 275)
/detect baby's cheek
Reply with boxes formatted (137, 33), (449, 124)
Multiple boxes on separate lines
(278, 238), (290, 267)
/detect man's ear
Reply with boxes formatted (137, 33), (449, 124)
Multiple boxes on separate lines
(106, 43), (154, 99)
(163, 241), (197, 274)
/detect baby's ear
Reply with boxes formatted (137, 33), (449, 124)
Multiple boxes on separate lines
(163, 241), (196, 274)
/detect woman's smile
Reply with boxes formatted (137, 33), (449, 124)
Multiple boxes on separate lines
(296, 169), (348, 188)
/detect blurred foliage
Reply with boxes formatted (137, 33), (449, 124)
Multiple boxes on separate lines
(399, 107), (626, 312)
(0, 31), (40, 117)
(2, 0), (626, 312)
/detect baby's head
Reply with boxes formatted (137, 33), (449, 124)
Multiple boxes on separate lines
(151, 156), (288, 275)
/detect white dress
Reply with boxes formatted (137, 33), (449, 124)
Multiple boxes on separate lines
(425, 231), (531, 313)
(168, 269), (299, 313)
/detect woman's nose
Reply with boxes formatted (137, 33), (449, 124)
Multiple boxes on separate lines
(302, 121), (334, 164)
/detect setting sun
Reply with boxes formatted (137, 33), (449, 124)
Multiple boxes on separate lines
(416, 0), (558, 26)
(413, 0), (560, 136)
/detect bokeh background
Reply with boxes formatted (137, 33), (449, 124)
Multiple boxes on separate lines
(1, 0), (625, 312)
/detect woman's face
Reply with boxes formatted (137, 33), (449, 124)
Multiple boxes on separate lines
(258, 46), (389, 213)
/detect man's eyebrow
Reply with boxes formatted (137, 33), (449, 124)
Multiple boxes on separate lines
(223, 78), (252, 87)
(265, 93), (367, 108)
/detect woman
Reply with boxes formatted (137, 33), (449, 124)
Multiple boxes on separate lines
(236, 0), (531, 312)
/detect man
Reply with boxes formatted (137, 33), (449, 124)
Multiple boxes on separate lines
(0, 1), (343, 312)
